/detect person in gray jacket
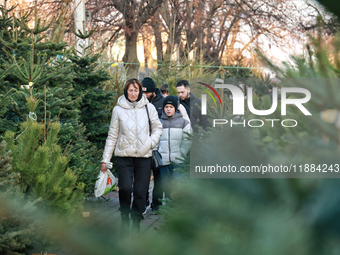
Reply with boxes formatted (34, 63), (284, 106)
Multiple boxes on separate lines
(101, 78), (162, 235)
(160, 83), (190, 123)
(157, 95), (191, 198)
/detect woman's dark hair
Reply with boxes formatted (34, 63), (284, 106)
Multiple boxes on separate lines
(124, 78), (143, 91)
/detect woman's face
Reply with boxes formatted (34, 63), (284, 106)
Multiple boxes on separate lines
(127, 84), (140, 102)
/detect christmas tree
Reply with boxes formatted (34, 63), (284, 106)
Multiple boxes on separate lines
(4, 94), (85, 218)
(0, 93), (85, 254)
(69, 52), (115, 149)
(0, 93), (36, 255)
(0, 140), (35, 255)
(0, 2), (106, 194)
(69, 18), (117, 191)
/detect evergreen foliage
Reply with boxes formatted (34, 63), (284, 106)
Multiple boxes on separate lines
(252, 20), (340, 153)
(0, 2), (111, 195)
(148, 20), (340, 255)
(103, 63), (126, 109)
(0, 88), (15, 133)
(68, 26), (116, 192)
(69, 53), (115, 149)
(4, 2), (340, 255)
(4, 94), (85, 218)
(0, 141), (36, 255)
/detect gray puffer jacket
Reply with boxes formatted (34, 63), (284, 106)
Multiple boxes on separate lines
(102, 94), (163, 163)
(157, 112), (191, 165)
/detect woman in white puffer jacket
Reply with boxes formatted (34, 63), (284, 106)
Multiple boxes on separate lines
(101, 78), (162, 235)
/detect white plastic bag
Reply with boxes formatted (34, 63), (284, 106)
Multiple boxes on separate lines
(94, 169), (117, 197)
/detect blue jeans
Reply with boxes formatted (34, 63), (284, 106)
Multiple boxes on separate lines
(159, 163), (182, 199)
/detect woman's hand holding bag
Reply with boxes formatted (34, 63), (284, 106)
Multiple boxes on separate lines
(95, 162), (117, 197)
(101, 163), (107, 172)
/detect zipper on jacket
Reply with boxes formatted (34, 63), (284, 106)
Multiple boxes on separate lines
(134, 107), (138, 156)
(168, 119), (171, 162)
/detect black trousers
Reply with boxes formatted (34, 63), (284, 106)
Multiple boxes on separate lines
(116, 157), (152, 220)
(152, 168), (163, 210)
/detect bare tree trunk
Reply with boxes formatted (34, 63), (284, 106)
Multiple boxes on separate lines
(110, 0), (164, 79)
(142, 33), (151, 75)
(123, 31), (139, 79)
(153, 13), (163, 66)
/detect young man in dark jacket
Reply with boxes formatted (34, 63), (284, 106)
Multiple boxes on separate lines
(142, 77), (164, 118)
(176, 79), (211, 132)
(142, 77), (164, 212)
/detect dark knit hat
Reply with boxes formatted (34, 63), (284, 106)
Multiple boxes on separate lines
(142, 77), (156, 92)
(160, 83), (169, 93)
(163, 95), (178, 111)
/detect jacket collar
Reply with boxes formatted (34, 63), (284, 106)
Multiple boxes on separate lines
(150, 88), (163, 103)
(183, 92), (196, 104)
(117, 94), (149, 109)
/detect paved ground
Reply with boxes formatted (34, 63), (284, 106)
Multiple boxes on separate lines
(30, 180), (164, 255)
(95, 181), (164, 235)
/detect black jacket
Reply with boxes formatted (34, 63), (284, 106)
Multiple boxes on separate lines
(180, 92), (211, 132)
(150, 88), (164, 119)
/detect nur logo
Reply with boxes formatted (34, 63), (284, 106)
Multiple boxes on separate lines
(197, 80), (312, 128)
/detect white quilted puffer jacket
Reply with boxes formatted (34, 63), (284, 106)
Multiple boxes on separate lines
(102, 94), (163, 163)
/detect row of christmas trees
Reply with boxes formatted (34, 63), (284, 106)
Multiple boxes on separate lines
(0, 2), (115, 193)
(0, 2), (116, 253)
